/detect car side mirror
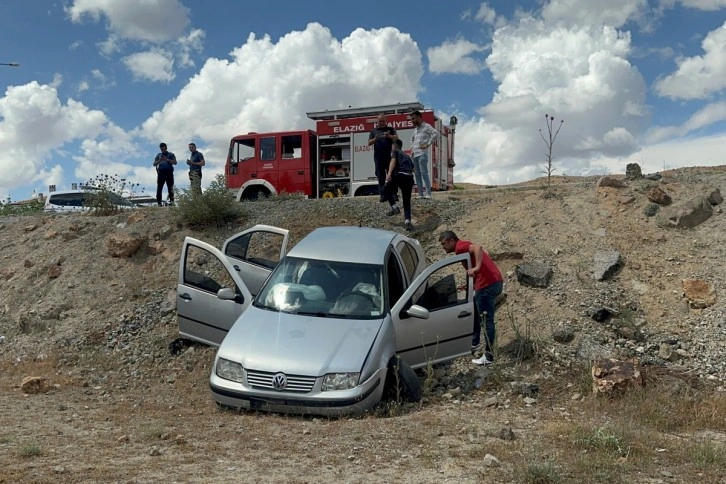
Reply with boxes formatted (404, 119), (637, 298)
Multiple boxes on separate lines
(405, 304), (430, 320)
(217, 288), (237, 301)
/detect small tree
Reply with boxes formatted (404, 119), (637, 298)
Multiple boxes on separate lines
(539, 114), (564, 187)
(82, 174), (143, 215)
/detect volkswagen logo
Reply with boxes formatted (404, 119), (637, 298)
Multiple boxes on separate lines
(272, 372), (287, 390)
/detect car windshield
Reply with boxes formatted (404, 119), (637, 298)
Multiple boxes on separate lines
(254, 257), (384, 319)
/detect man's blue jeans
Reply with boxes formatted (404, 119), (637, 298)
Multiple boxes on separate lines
(472, 281), (503, 358)
(412, 152), (432, 197)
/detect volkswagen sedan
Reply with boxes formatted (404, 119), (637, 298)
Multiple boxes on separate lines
(177, 225), (474, 416)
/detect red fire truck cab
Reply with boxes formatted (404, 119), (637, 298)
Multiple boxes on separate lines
(225, 101), (456, 200)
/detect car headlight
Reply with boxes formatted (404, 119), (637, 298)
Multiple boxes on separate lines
(321, 372), (360, 391)
(216, 358), (244, 383)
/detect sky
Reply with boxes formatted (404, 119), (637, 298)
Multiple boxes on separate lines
(1, 0), (725, 201)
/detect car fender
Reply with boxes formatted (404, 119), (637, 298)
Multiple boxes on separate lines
(359, 316), (397, 384)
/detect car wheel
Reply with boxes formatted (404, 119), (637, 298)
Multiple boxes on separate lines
(384, 356), (422, 403)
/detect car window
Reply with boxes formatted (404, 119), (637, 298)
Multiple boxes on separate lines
(260, 137), (276, 161)
(254, 257), (383, 318)
(225, 230), (285, 269)
(396, 241), (419, 283)
(385, 252), (406, 309)
(48, 193), (84, 207)
(184, 244), (239, 295)
(413, 263), (468, 312)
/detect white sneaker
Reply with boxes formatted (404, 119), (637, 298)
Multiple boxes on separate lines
(472, 355), (493, 366)
(423, 193), (431, 199)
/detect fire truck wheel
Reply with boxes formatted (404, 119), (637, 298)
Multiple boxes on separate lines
(244, 187), (268, 200)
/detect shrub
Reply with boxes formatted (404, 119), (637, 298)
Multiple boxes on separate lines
(517, 460), (562, 484)
(175, 174), (246, 227)
(0, 198), (44, 216)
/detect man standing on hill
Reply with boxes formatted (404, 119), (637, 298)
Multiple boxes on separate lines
(439, 230), (503, 365)
(410, 110), (439, 199)
(153, 142), (176, 206)
(368, 114), (398, 202)
(187, 142), (205, 195)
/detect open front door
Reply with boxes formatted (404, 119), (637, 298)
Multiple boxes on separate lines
(177, 237), (253, 346)
(390, 254), (473, 369)
(222, 225), (289, 296)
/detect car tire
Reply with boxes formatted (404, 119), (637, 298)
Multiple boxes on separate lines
(384, 356), (422, 403)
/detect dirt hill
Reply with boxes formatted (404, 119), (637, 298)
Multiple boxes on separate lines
(1, 165), (725, 483)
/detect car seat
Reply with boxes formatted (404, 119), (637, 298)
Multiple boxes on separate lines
(298, 262), (338, 301)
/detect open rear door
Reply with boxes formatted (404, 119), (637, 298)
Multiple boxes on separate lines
(177, 237), (253, 346)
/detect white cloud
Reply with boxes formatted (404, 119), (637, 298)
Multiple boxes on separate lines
(176, 28), (205, 68)
(475, 3), (498, 25)
(77, 80), (90, 92)
(452, 18), (649, 185)
(0, 82), (111, 193)
(122, 49), (175, 82)
(427, 38), (487, 74)
(73, 125), (142, 183)
(655, 21), (726, 100)
(542, 0), (648, 28)
(66, 0), (190, 42)
(140, 23), (423, 175)
(98, 35), (122, 56)
(592, 132), (726, 176)
(645, 101), (726, 143)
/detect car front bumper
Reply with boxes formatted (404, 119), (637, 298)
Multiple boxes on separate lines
(209, 368), (386, 417)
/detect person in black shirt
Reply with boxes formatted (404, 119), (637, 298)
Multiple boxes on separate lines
(153, 142), (177, 206)
(368, 114), (398, 202)
(384, 139), (415, 230)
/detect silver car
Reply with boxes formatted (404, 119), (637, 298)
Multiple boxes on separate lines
(177, 225), (475, 416)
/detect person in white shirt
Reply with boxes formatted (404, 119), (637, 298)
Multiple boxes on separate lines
(409, 110), (439, 199)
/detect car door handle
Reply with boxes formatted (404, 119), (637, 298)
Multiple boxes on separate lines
(233, 265), (240, 272)
(298, 170), (304, 175)
(179, 293), (192, 301)
(458, 311), (472, 318)
(250, 173), (257, 178)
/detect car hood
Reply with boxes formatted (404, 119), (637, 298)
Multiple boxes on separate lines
(218, 306), (383, 376)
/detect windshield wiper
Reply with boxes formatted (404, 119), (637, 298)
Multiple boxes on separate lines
(295, 311), (329, 317)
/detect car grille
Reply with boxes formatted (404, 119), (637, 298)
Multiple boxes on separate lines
(246, 369), (317, 393)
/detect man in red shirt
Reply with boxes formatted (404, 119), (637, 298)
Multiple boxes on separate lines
(439, 230), (503, 365)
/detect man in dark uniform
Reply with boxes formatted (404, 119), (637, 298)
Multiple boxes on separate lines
(368, 114), (398, 202)
(153, 142), (176, 206)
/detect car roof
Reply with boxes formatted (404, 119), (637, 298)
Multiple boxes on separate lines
(287, 226), (399, 265)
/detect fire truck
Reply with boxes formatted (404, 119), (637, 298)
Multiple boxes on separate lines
(225, 101), (457, 200)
